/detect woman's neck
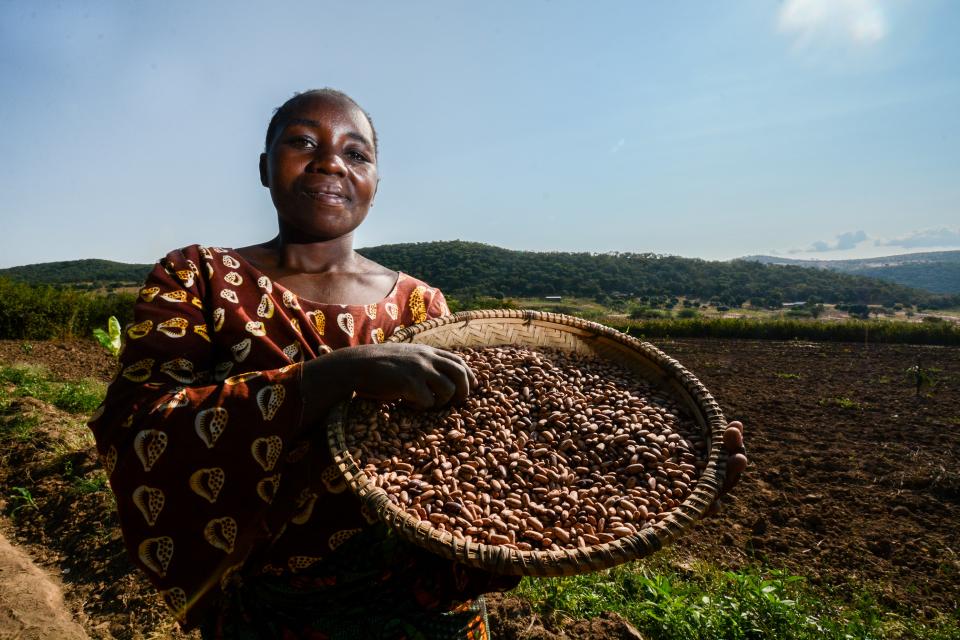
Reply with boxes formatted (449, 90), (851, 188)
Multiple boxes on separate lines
(261, 232), (357, 274)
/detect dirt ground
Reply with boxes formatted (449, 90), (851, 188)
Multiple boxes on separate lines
(0, 337), (957, 638)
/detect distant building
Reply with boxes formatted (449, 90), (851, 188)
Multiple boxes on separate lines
(545, 296), (562, 301)
(782, 301), (806, 308)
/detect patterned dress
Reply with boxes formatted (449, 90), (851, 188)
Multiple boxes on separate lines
(88, 244), (513, 639)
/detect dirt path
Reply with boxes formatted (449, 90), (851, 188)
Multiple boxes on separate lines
(0, 528), (88, 639)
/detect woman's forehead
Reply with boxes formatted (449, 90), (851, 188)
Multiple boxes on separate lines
(282, 94), (372, 135)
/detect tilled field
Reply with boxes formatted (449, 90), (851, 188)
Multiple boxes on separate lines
(0, 337), (957, 638)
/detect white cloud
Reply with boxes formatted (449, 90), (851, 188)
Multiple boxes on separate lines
(790, 230), (869, 253)
(876, 227), (960, 249)
(778, 0), (888, 47)
(610, 138), (626, 154)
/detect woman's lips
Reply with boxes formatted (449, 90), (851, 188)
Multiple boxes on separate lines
(302, 190), (349, 205)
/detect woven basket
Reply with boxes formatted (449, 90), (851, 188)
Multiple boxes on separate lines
(327, 310), (728, 576)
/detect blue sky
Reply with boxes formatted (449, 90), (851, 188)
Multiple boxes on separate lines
(1, 0), (958, 268)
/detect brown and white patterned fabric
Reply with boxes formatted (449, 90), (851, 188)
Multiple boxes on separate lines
(88, 244), (450, 627)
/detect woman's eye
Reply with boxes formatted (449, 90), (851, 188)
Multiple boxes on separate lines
(289, 136), (316, 149)
(347, 149), (370, 163)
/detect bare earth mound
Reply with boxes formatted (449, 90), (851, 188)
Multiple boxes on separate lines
(0, 337), (957, 638)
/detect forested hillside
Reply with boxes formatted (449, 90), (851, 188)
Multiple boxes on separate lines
(3, 242), (958, 308)
(744, 250), (960, 295)
(0, 259), (152, 289)
(360, 241), (958, 308)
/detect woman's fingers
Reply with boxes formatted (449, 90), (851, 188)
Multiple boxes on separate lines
(431, 356), (473, 404)
(432, 349), (479, 390)
(722, 453), (748, 495)
(403, 377), (439, 409)
(423, 367), (458, 407)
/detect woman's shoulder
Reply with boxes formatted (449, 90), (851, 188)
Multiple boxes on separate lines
(155, 243), (233, 270)
(392, 272), (449, 321)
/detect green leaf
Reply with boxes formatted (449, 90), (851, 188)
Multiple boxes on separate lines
(108, 315), (121, 340)
(93, 316), (122, 357)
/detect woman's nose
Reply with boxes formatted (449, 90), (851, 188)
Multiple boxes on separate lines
(307, 149), (347, 175)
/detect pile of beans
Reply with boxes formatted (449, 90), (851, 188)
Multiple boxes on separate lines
(344, 346), (707, 552)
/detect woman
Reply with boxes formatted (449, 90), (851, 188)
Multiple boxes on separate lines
(89, 89), (747, 639)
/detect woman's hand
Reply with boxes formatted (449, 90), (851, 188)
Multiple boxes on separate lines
(300, 343), (477, 425)
(708, 420), (748, 515)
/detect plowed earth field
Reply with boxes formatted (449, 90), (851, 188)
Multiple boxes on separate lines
(0, 338), (957, 639)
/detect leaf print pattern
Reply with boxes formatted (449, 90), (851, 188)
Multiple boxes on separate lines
(122, 358), (154, 382)
(157, 317), (188, 338)
(195, 407), (228, 448)
(86, 244), (452, 625)
(160, 290), (187, 303)
(139, 536), (174, 577)
(307, 310), (325, 335)
(176, 269), (195, 288)
(213, 307), (225, 331)
(190, 467), (225, 503)
(133, 485), (165, 526)
(257, 294), (275, 319)
(256, 473), (280, 503)
(231, 338), (252, 362)
(337, 312), (354, 337)
(409, 285), (427, 324)
(245, 320), (267, 336)
(256, 384), (285, 420)
(160, 358), (195, 384)
(134, 429), (167, 472)
(251, 436), (283, 471)
(282, 289), (300, 310)
(127, 320), (153, 339)
(204, 517), (238, 553)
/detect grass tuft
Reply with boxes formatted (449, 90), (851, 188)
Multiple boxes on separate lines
(0, 364), (105, 415)
(514, 559), (959, 640)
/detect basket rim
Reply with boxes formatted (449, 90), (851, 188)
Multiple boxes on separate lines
(327, 309), (729, 576)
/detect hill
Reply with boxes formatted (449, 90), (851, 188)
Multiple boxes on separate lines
(358, 241), (958, 308)
(0, 259), (152, 290)
(742, 250), (960, 295)
(3, 243), (958, 308)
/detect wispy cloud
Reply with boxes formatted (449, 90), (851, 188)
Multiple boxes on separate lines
(876, 227), (960, 249)
(789, 230), (869, 253)
(610, 138), (626, 154)
(778, 0), (888, 48)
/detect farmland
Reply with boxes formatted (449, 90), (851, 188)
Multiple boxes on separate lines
(0, 336), (957, 639)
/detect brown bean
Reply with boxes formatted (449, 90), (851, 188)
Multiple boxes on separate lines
(346, 345), (705, 551)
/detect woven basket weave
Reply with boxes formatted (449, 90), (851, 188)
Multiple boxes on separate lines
(327, 310), (728, 576)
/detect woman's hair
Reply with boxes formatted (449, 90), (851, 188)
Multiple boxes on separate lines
(264, 88), (378, 156)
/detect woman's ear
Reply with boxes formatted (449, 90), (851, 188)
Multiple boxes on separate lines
(259, 153), (269, 188)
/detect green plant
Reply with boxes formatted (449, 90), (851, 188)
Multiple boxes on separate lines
(0, 413), (40, 442)
(19, 341), (33, 354)
(93, 315), (122, 357)
(53, 380), (105, 414)
(8, 486), (38, 516)
(775, 372), (801, 380)
(906, 362), (936, 396)
(820, 396), (863, 410)
(72, 471), (108, 495)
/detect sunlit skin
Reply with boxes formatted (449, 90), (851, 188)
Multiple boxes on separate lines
(238, 92), (746, 507)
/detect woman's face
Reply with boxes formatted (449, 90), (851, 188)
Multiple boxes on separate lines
(260, 94), (378, 243)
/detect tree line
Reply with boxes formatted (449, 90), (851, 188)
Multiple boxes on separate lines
(359, 241), (959, 308)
